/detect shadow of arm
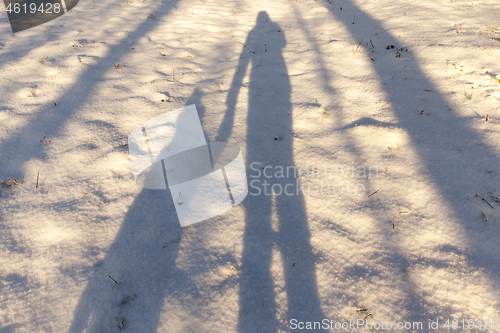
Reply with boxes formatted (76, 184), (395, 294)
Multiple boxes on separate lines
(215, 43), (251, 142)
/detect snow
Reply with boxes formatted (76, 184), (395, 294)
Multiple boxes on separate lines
(1, 0), (500, 332)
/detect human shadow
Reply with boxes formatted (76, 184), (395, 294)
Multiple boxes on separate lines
(216, 12), (326, 332)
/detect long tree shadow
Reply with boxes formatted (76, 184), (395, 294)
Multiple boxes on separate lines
(216, 11), (326, 332)
(67, 88), (213, 332)
(0, 0), (149, 72)
(317, 0), (500, 321)
(289, 5), (447, 325)
(0, 0), (181, 180)
(67, 189), (185, 332)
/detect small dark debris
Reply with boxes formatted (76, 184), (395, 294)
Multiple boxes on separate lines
(386, 44), (395, 49)
(1, 178), (19, 187)
(116, 316), (126, 330)
(396, 47), (408, 57)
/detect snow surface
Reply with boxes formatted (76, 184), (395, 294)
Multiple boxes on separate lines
(1, 0), (500, 332)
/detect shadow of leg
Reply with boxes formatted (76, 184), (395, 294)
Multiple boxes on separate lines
(275, 187), (325, 324)
(238, 195), (278, 332)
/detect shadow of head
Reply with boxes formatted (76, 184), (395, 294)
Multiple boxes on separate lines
(257, 11), (270, 24)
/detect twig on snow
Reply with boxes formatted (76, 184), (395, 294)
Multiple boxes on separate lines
(353, 39), (363, 55)
(108, 274), (119, 289)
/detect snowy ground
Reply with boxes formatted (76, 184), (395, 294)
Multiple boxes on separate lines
(1, 0), (500, 332)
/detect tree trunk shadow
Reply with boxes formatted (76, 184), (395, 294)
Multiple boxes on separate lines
(67, 188), (189, 333)
(317, 0), (500, 322)
(68, 88), (210, 333)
